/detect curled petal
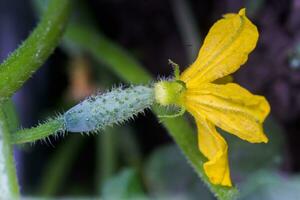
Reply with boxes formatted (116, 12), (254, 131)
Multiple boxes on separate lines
(180, 9), (258, 86)
(194, 116), (232, 186)
(185, 83), (269, 143)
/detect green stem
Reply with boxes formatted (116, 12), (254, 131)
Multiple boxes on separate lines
(64, 23), (238, 200)
(64, 24), (152, 85)
(2, 100), (19, 133)
(171, 0), (201, 62)
(11, 84), (154, 144)
(0, 101), (20, 198)
(38, 136), (85, 196)
(0, 0), (71, 99)
(11, 118), (64, 144)
(97, 128), (118, 189)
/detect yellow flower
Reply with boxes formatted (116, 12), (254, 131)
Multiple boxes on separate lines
(154, 8), (270, 187)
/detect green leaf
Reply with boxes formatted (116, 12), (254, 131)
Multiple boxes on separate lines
(101, 168), (146, 200)
(239, 170), (300, 200)
(222, 117), (284, 182)
(37, 135), (85, 196)
(117, 126), (142, 169)
(145, 144), (214, 200)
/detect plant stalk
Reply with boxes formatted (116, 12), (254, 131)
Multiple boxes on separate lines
(0, 101), (20, 199)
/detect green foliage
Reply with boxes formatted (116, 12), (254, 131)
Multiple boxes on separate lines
(239, 170), (300, 200)
(101, 168), (147, 200)
(145, 144), (214, 199)
(37, 136), (85, 196)
(224, 117), (284, 181)
(97, 128), (118, 188)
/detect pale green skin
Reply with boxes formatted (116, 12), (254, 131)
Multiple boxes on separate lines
(64, 86), (154, 132)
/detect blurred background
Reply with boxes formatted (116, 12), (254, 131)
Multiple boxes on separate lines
(1, 0), (299, 199)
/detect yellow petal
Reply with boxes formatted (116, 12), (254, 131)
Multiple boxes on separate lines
(185, 83), (270, 143)
(194, 116), (232, 186)
(180, 8), (258, 87)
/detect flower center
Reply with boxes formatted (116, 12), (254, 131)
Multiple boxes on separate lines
(154, 80), (186, 106)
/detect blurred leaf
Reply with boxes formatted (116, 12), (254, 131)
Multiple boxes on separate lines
(101, 168), (146, 200)
(38, 135), (85, 196)
(118, 126), (142, 168)
(64, 24), (152, 85)
(239, 170), (300, 200)
(145, 144), (214, 200)
(245, 0), (265, 17)
(97, 128), (118, 188)
(221, 117), (284, 182)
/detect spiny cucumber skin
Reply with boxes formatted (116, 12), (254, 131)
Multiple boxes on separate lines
(64, 86), (154, 132)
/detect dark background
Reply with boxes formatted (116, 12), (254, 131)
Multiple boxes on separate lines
(0, 0), (299, 198)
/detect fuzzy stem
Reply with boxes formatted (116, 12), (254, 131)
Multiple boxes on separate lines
(0, 0), (71, 100)
(0, 101), (20, 199)
(11, 85), (155, 143)
(11, 118), (64, 144)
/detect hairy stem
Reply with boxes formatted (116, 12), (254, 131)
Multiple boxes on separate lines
(11, 85), (154, 143)
(0, 101), (19, 198)
(0, 0), (71, 99)
(11, 118), (64, 144)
